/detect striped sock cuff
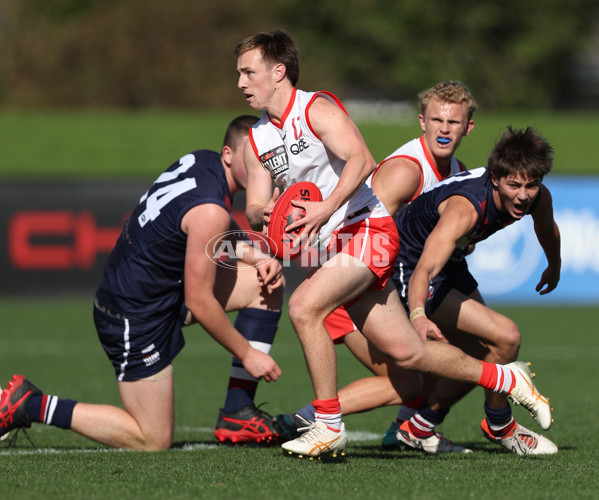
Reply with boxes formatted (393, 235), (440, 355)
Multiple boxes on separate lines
(40, 396), (77, 429)
(313, 397), (342, 429)
(408, 414), (435, 438)
(478, 362), (515, 393)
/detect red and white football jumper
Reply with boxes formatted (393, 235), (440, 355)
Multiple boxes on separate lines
(248, 87), (388, 248)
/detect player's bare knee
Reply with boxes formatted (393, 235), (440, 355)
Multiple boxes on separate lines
(288, 294), (323, 334)
(387, 343), (426, 371)
(287, 294), (301, 324)
(494, 318), (521, 361)
(142, 430), (173, 451)
(288, 297), (310, 332)
(287, 291), (310, 320)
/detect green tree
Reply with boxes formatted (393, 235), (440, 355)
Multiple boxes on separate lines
(279, 0), (599, 108)
(1, 0), (598, 109)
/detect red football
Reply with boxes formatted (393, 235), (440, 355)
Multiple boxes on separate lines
(267, 181), (323, 260)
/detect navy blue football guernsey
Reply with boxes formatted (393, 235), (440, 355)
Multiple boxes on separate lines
(95, 150), (231, 319)
(396, 167), (540, 269)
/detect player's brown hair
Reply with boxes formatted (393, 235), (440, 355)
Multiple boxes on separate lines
(222, 115), (259, 150)
(487, 126), (554, 180)
(234, 29), (300, 86)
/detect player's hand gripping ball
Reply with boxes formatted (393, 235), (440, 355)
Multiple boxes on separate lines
(267, 181), (323, 260)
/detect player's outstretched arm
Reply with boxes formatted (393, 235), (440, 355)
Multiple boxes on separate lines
(532, 185), (561, 294)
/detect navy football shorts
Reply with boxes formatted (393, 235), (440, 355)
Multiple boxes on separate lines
(94, 299), (186, 382)
(393, 257), (478, 317)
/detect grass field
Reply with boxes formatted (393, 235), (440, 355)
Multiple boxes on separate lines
(0, 299), (597, 499)
(1, 110), (597, 497)
(1, 109), (599, 178)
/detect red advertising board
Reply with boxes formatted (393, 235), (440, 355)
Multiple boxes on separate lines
(0, 181), (310, 296)
(0, 181), (262, 295)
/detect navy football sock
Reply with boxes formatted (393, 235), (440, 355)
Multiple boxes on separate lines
(26, 394), (77, 429)
(296, 403), (316, 422)
(484, 402), (514, 435)
(418, 403), (450, 427)
(408, 401), (449, 438)
(223, 308), (280, 413)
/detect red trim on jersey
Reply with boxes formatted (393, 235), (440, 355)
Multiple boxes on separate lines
(371, 162), (383, 182)
(248, 127), (260, 163)
(266, 87), (297, 129)
(419, 135), (446, 181)
(372, 155), (424, 203)
(305, 91), (348, 140)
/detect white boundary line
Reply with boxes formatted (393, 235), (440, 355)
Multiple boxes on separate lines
(0, 428), (381, 455)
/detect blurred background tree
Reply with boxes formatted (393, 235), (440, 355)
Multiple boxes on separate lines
(1, 0), (599, 110)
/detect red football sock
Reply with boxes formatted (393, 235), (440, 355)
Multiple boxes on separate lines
(313, 397), (342, 430)
(478, 361), (516, 394)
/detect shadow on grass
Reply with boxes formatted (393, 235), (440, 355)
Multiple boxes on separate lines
(347, 440), (568, 458)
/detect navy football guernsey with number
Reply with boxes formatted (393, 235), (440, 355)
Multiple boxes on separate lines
(95, 149), (231, 320)
(393, 167), (540, 310)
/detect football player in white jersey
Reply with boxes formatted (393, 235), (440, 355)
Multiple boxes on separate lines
(274, 81), (479, 451)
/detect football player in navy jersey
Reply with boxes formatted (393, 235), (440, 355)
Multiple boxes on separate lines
(392, 126), (560, 455)
(0, 115), (285, 450)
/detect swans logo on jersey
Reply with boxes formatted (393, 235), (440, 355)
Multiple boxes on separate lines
(291, 117), (302, 140)
(260, 146), (288, 175)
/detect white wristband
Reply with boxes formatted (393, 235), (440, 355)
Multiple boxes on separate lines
(409, 307), (426, 322)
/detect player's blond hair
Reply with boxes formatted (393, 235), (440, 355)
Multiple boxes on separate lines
(418, 81), (478, 119)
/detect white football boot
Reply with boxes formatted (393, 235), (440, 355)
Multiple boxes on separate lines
(481, 419), (558, 455)
(281, 420), (347, 460)
(505, 361), (553, 430)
